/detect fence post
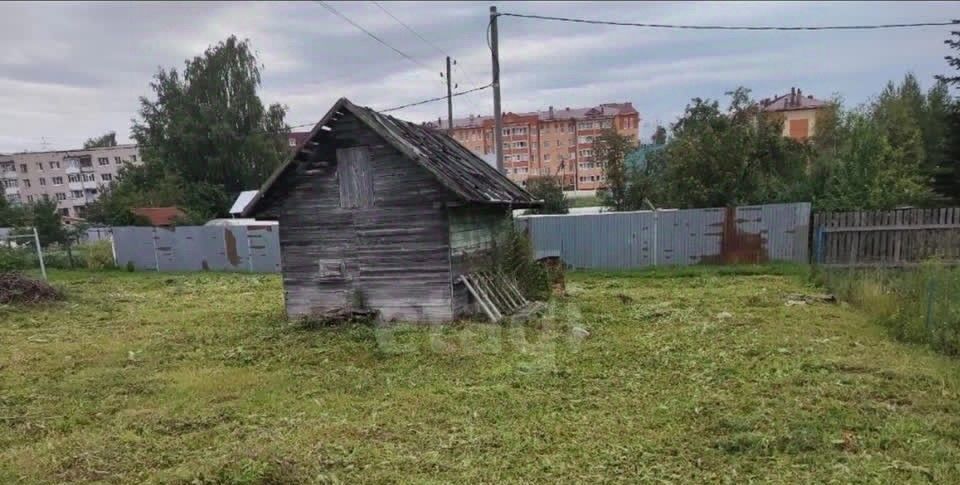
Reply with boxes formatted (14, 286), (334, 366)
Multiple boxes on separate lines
(33, 227), (47, 281)
(813, 226), (825, 265)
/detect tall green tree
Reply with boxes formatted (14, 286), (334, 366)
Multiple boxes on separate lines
(83, 132), (118, 149)
(651, 125), (667, 145)
(652, 88), (807, 208)
(935, 26), (960, 202)
(525, 176), (570, 214)
(128, 35), (289, 217)
(814, 109), (932, 210)
(594, 129), (637, 211)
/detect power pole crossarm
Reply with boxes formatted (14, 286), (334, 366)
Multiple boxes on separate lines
(490, 5), (504, 174)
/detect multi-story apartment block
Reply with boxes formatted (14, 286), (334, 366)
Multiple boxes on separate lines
(432, 102), (640, 190)
(0, 144), (140, 218)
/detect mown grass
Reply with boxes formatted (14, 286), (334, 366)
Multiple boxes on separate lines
(2, 268), (959, 483)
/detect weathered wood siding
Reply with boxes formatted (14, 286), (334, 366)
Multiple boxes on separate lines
(448, 206), (511, 318)
(813, 207), (960, 267)
(259, 112), (458, 322)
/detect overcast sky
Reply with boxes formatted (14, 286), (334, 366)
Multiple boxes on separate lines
(0, 1), (956, 153)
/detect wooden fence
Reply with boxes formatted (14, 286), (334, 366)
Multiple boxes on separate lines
(813, 208), (960, 267)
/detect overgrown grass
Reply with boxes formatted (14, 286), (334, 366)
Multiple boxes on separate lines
(815, 261), (960, 356)
(2, 268), (959, 482)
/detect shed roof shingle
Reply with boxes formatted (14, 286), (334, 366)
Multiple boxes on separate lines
(245, 98), (540, 216)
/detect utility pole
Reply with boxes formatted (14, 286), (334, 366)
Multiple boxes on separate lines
(446, 56), (453, 131)
(489, 5), (504, 173)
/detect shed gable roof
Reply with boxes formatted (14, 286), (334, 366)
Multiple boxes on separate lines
(245, 98), (540, 216)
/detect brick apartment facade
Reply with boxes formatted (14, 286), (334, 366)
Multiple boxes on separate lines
(430, 103), (640, 190)
(1, 144), (141, 218)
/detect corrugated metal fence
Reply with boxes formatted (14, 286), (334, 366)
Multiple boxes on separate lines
(112, 225), (281, 272)
(517, 202), (810, 269)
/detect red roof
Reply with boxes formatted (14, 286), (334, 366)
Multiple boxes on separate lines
(131, 207), (187, 226)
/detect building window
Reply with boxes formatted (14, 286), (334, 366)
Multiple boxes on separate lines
(19, 164), (27, 173)
(27, 195), (34, 203)
(579, 149), (593, 158)
(39, 177), (46, 186)
(288, 138), (297, 147)
(50, 161), (60, 169)
(55, 192), (66, 201)
(512, 141), (527, 148)
(36, 162), (44, 172)
(2, 179), (17, 188)
(543, 154), (550, 161)
(98, 157), (109, 165)
(59, 208), (69, 216)
(71, 190), (83, 198)
(52, 176), (63, 185)
(83, 173), (95, 182)
(101, 173), (112, 182)
(68, 174), (80, 183)
(114, 156), (122, 164)
(560, 125), (566, 133)
(600, 120), (612, 129)
(578, 121), (594, 130)
(22, 179), (30, 188)
(577, 136), (594, 144)
(130, 155), (137, 162)
(42, 194), (50, 201)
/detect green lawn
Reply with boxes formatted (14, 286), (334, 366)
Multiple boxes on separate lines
(2, 268), (959, 483)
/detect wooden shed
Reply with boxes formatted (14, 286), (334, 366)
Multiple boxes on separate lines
(244, 98), (541, 322)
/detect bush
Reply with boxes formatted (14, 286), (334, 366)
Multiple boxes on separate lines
(490, 223), (550, 301)
(84, 241), (115, 269)
(0, 247), (31, 272)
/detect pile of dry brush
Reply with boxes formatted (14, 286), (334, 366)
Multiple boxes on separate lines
(0, 272), (62, 305)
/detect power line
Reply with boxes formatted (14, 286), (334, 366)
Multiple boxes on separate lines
(316, 1), (431, 70)
(497, 12), (958, 31)
(370, 1), (449, 57)
(370, 0), (489, 116)
(380, 83), (492, 113)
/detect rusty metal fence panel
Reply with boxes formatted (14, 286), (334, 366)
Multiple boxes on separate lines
(111, 225), (281, 272)
(517, 202), (810, 269)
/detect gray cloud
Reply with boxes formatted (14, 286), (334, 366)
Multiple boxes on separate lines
(0, 1), (955, 152)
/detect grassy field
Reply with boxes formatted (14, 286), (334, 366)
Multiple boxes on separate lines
(2, 268), (960, 483)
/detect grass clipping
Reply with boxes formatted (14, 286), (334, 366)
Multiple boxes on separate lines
(0, 272), (62, 305)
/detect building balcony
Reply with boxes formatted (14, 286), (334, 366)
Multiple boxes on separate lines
(65, 165), (81, 175)
(68, 181), (97, 191)
(4, 186), (19, 196)
(2, 170), (17, 180)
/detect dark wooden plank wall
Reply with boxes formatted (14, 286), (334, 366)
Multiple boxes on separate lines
(448, 206), (511, 318)
(813, 207), (960, 267)
(260, 112), (459, 322)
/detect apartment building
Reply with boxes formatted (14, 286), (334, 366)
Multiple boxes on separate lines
(432, 102), (640, 190)
(1, 144), (140, 218)
(760, 87), (828, 140)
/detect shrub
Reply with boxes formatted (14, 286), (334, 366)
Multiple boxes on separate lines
(84, 241), (115, 269)
(0, 247), (31, 272)
(490, 223), (550, 301)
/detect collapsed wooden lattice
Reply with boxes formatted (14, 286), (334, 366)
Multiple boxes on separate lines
(457, 271), (532, 322)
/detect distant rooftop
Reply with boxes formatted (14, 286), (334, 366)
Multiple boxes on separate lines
(428, 102), (639, 130)
(760, 88), (827, 112)
(0, 143), (138, 157)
